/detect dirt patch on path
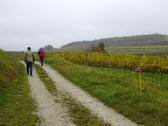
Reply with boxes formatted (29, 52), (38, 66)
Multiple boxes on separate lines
(27, 68), (75, 126)
(39, 63), (140, 126)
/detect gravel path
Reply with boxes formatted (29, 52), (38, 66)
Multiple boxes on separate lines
(27, 68), (75, 126)
(39, 63), (140, 126)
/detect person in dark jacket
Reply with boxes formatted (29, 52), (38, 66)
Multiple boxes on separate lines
(25, 47), (35, 76)
(38, 48), (46, 66)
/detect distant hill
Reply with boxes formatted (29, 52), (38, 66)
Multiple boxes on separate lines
(40, 45), (58, 52)
(61, 34), (168, 50)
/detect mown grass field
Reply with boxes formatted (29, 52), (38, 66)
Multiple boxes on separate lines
(0, 50), (39, 125)
(106, 45), (168, 55)
(61, 45), (168, 55)
(45, 53), (168, 126)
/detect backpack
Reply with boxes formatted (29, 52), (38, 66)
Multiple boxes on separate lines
(39, 51), (46, 58)
(25, 51), (35, 62)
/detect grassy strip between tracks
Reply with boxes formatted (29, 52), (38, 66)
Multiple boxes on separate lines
(34, 63), (110, 126)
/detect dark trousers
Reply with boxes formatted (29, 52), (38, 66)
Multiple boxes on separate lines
(26, 62), (33, 76)
(40, 58), (44, 66)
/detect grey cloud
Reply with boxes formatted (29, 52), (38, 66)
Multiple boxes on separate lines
(0, 0), (168, 51)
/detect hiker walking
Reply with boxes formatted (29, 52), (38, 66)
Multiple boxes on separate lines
(38, 48), (46, 66)
(25, 47), (35, 76)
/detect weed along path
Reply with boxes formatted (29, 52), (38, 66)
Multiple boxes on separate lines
(25, 65), (75, 126)
(38, 62), (139, 126)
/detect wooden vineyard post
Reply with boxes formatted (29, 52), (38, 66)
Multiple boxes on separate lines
(161, 72), (163, 85)
(139, 73), (142, 96)
(135, 67), (143, 96)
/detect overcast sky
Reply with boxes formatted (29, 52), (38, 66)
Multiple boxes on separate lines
(0, 0), (168, 51)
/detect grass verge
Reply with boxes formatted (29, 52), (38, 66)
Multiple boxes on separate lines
(34, 63), (110, 126)
(45, 53), (168, 126)
(0, 50), (39, 125)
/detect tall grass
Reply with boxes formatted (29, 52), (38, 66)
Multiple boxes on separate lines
(0, 50), (39, 125)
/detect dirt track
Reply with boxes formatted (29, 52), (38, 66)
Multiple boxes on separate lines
(38, 62), (139, 126)
(27, 68), (75, 126)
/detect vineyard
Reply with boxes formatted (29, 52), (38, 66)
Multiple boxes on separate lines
(45, 52), (168, 126)
(56, 51), (168, 87)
